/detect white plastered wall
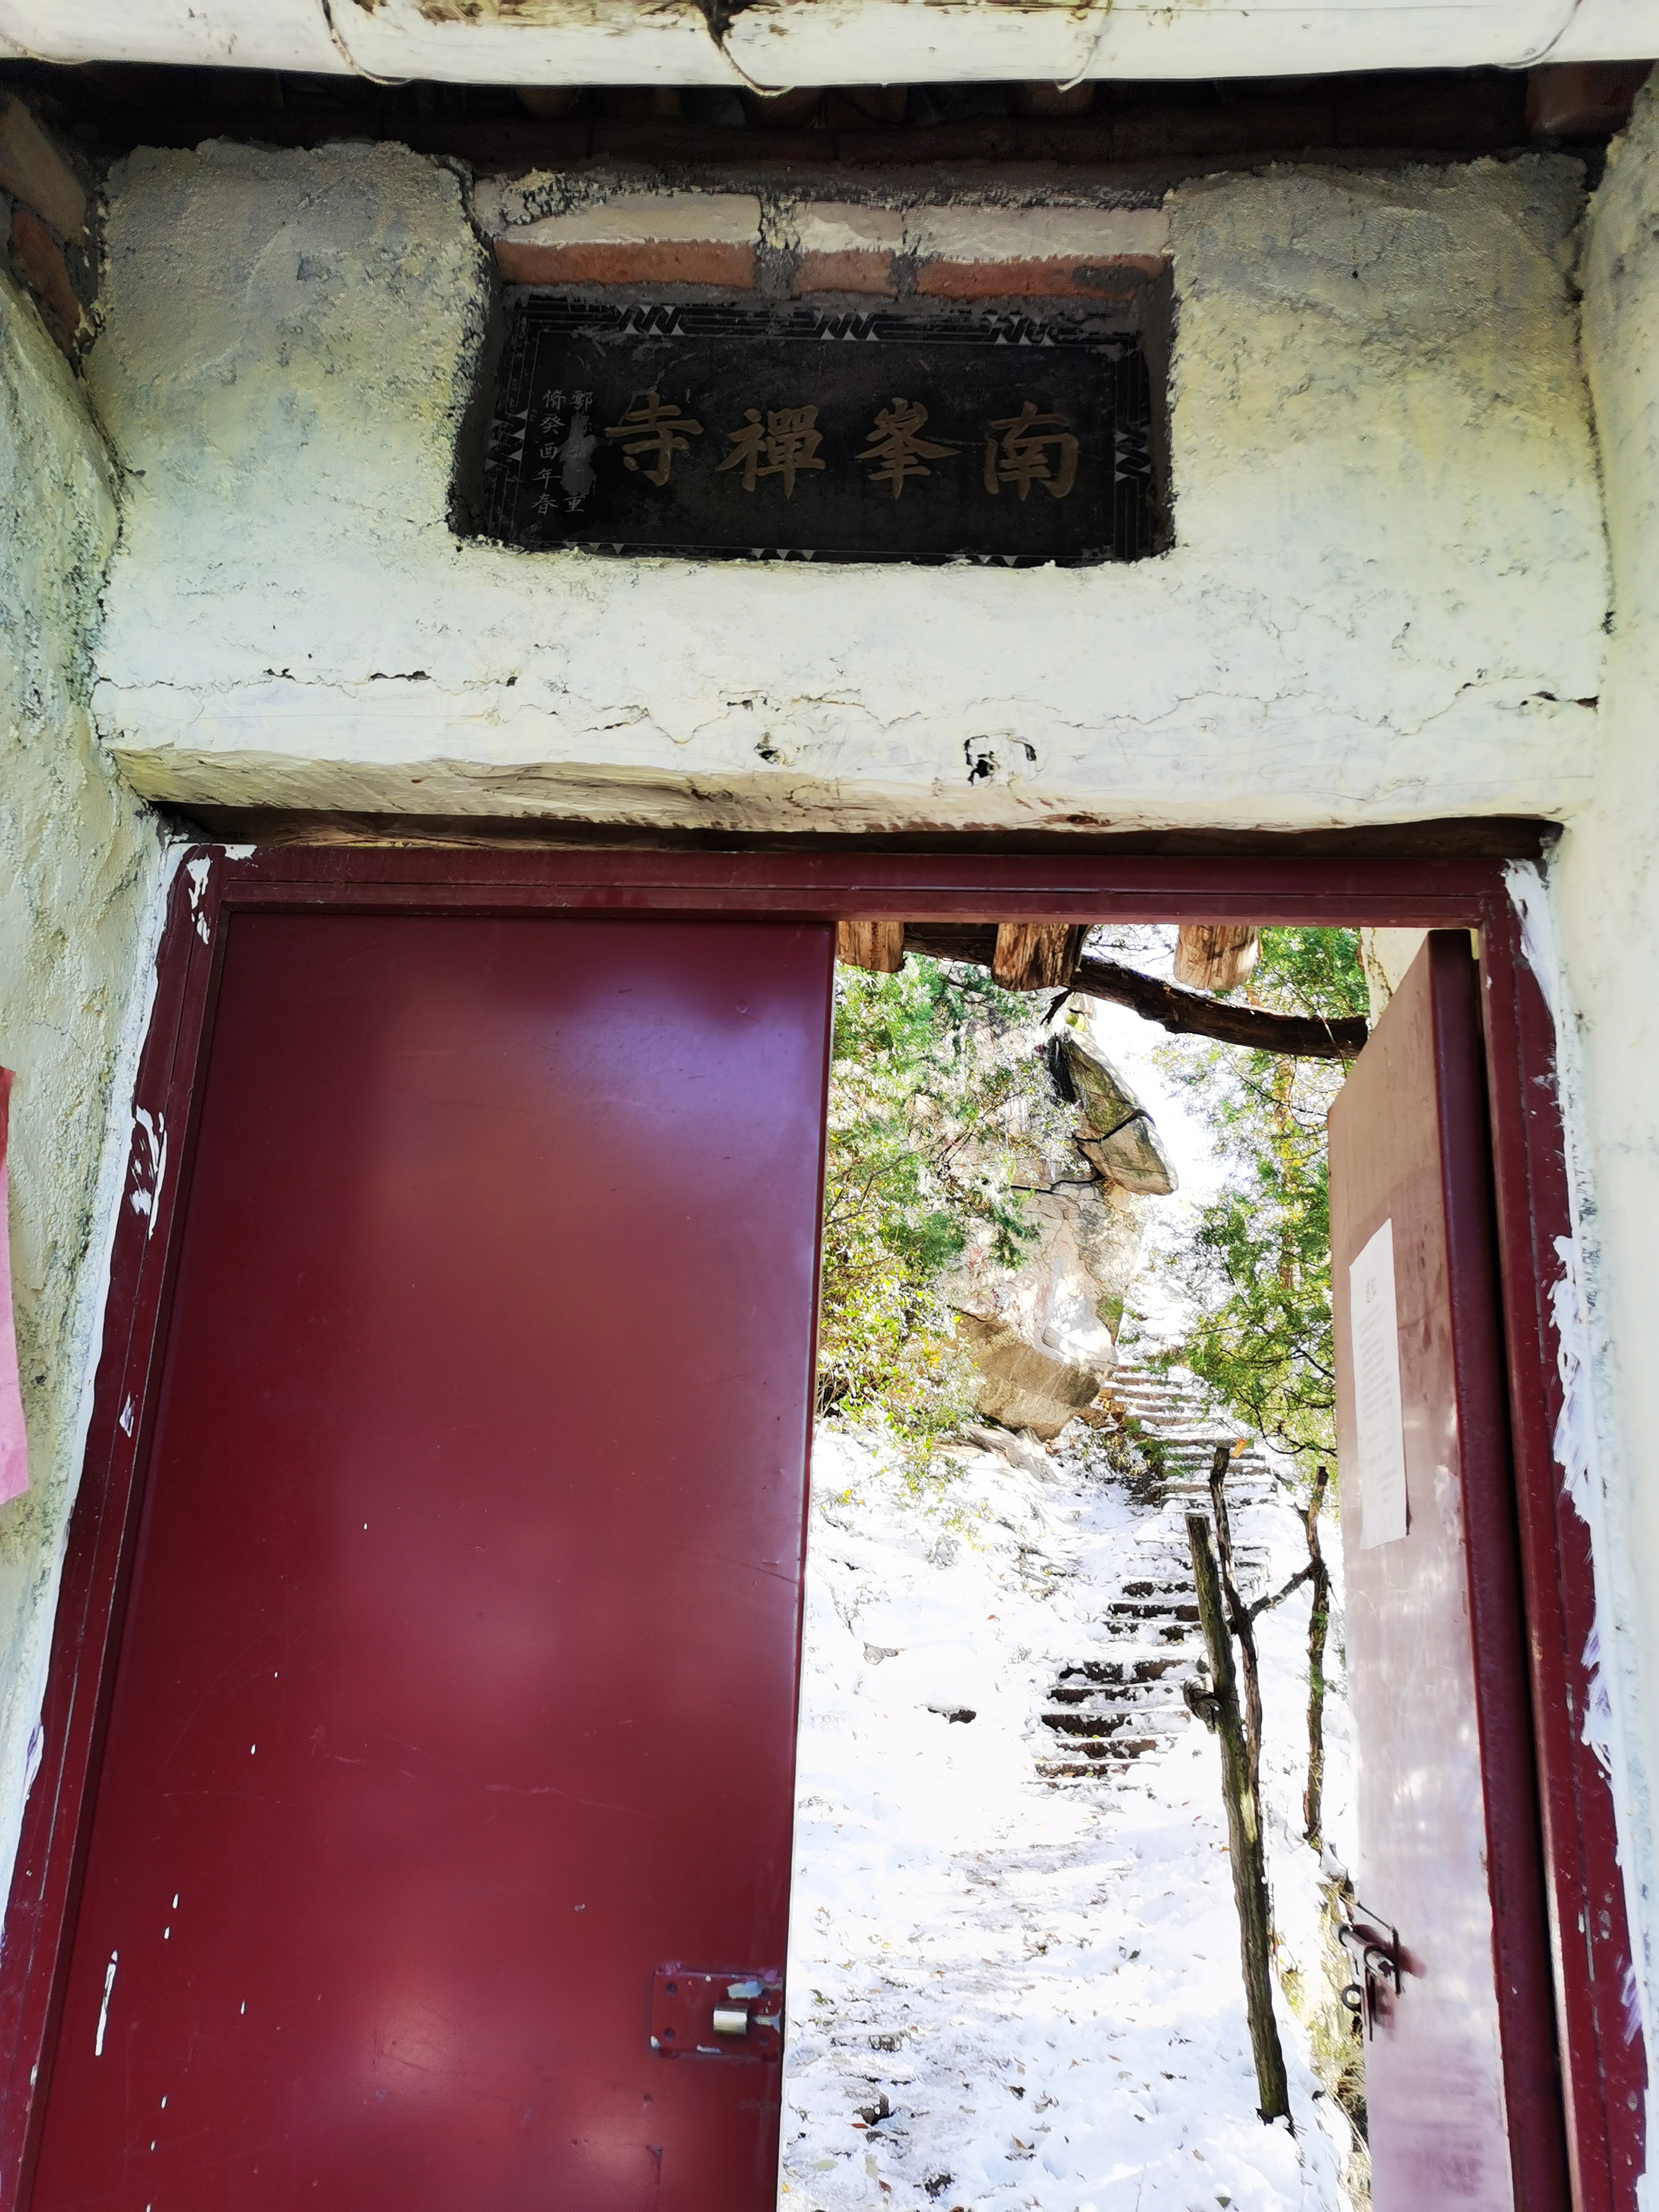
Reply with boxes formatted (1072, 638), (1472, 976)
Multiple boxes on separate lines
(1553, 78), (1659, 2162)
(0, 269), (164, 1899)
(12, 124), (1659, 2170)
(85, 144), (1607, 831)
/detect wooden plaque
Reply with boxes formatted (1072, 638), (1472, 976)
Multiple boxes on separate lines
(477, 297), (1159, 565)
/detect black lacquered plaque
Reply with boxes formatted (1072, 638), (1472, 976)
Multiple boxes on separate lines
(478, 297), (1157, 565)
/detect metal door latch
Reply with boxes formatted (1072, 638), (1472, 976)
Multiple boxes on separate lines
(1336, 1902), (1404, 2040)
(649, 1966), (783, 2060)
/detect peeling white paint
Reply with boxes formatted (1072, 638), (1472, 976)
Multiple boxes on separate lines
(6, 0), (1652, 86)
(1506, 857), (1563, 1029)
(1547, 77), (1659, 2166)
(184, 853), (212, 944)
(1549, 1234), (1614, 1763)
(1506, 846), (1657, 2113)
(94, 1953), (116, 2057)
(0, 258), (166, 1935)
(129, 1108), (167, 1240)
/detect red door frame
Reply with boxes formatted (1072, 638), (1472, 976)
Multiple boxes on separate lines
(0, 841), (1637, 2212)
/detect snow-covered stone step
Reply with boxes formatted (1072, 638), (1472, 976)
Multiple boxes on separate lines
(1048, 1678), (1187, 1712)
(1054, 1655), (1183, 1686)
(1034, 1350), (1307, 1789)
(1035, 1738), (1166, 1775)
(1047, 1705), (1187, 1732)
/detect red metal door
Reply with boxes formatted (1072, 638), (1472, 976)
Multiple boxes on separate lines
(1330, 933), (1565, 2210)
(25, 911), (833, 2212)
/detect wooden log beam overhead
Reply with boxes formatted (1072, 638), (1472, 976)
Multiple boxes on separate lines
(1173, 922), (1259, 993)
(835, 919), (905, 973)
(991, 922), (1086, 991)
(900, 925), (1367, 1058)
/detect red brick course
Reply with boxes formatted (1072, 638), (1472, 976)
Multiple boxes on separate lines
(791, 248), (896, 298)
(916, 255), (1166, 300)
(494, 238), (756, 289)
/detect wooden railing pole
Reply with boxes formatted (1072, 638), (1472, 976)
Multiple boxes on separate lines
(1185, 1510), (1292, 2125)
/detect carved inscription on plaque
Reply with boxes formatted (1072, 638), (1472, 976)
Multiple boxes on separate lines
(477, 298), (1159, 564)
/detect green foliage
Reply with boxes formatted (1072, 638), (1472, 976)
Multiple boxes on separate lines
(1246, 925), (1370, 1025)
(1156, 928), (1368, 1476)
(818, 957), (1067, 1469)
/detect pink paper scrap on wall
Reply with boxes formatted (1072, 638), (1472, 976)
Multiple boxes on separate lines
(0, 1070), (29, 1503)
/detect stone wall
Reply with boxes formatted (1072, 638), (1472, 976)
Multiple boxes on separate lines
(0, 267), (161, 1900)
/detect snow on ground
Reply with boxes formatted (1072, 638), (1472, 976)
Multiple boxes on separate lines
(780, 1423), (1357, 2212)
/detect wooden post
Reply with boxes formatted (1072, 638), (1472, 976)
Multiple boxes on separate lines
(1302, 1467), (1332, 1848)
(1173, 924), (1259, 993)
(1185, 1510), (1292, 2125)
(991, 923), (1084, 991)
(836, 920), (905, 974)
(1208, 1444), (1264, 1788)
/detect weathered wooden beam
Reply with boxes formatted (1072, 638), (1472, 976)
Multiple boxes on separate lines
(836, 919), (904, 974)
(1173, 923), (1259, 993)
(991, 923), (1085, 991)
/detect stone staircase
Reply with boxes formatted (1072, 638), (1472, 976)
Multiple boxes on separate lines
(1036, 1357), (1292, 1783)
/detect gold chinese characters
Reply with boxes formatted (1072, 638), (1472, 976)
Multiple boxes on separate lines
(595, 392), (1081, 500)
(857, 398), (957, 499)
(603, 392), (704, 487)
(983, 402), (1079, 500)
(717, 405), (825, 497)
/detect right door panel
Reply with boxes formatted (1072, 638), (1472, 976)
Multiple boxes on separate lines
(1330, 932), (1565, 2210)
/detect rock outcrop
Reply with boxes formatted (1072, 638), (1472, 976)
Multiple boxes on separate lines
(945, 1028), (1176, 1438)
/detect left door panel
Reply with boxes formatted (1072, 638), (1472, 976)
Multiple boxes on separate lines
(27, 911), (835, 2212)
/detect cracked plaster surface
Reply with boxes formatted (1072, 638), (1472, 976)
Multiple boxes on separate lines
(1549, 74), (1659, 2155)
(0, 267), (162, 1906)
(85, 142), (1605, 830)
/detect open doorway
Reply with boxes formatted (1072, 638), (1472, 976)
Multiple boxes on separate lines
(1, 845), (1637, 2212)
(782, 921), (1369, 2210)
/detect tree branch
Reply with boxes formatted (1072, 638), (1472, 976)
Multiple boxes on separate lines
(1247, 1561), (1316, 1621)
(1069, 956), (1369, 1061)
(899, 926), (1368, 1059)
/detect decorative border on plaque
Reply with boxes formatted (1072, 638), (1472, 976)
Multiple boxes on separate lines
(477, 297), (1158, 566)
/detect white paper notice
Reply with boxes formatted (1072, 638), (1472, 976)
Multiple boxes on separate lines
(1350, 1218), (1407, 1549)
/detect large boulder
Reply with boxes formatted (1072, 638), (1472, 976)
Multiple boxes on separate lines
(952, 1311), (1104, 1436)
(1057, 1034), (1179, 1198)
(944, 1028), (1175, 1437)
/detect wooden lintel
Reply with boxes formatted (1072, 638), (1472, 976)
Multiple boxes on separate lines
(836, 919), (905, 974)
(1173, 923), (1259, 993)
(991, 922), (1085, 991)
